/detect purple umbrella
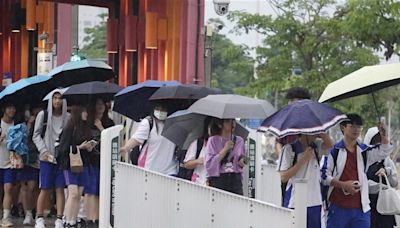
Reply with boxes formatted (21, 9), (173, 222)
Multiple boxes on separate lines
(259, 99), (347, 138)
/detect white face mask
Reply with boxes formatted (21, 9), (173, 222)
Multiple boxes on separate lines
(153, 110), (168, 120)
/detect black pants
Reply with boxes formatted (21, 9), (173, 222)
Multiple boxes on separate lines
(369, 193), (396, 228)
(208, 173), (243, 195)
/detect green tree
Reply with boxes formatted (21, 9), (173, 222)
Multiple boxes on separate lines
(80, 13), (108, 59)
(228, 0), (379, 109)
(343, 0), (400, 60)
(208, 19), (254, 94)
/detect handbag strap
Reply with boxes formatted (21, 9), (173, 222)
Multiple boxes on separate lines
(379, 174), (392, 191)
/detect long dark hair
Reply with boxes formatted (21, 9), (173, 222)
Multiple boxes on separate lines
(87, 97), (114, 129)
(68, 105), (91, 144)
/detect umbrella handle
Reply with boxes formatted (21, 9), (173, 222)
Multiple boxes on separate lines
(371, 93), (381, 121)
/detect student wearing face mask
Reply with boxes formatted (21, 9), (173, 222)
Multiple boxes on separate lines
(120, 103), (178, 175)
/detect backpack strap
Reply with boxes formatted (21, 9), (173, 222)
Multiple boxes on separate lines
(41, 110), (48, 138)
(361, 150), (368, 171)
(195, 138), (204, 159)
(332, 148), (339, 173)
(140, 116), (154, 151)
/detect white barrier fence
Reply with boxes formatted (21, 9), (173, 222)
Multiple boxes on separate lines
(100, 125), (307, 228)
(114, 162), (303, 228)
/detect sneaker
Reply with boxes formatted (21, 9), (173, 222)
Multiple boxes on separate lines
(23, 214), (34, 225)
(54, 218), (64, 228)
(1, 217), (13, 227)
(34, 217), (45, 228)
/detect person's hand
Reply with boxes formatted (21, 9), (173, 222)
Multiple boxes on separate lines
(375, 168), (386, 177)
(303, 147), (314, 161)
(78, 141), (94, 151)
(223, 140), (234, 151)
(342, 180), (360, 195)
(196, 157), (204, 165)
(94, 119), (104, 130)
(119, 146), (129, 156)
(0, 134), (6, 142)
(378, 122), (388, 137)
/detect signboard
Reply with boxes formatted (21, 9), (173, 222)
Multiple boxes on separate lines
(99, 125), (123, 228)
(37, 53), (53, 74)
(2, 72), (12, 86)
(247, 138), (256, 198)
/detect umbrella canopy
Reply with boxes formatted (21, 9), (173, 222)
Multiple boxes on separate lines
(47, 60), (115, 87)
(62, 81), (123, 102)
(187, 94), (276, 119)
(163, 110), (249, 149)
(319, 63), (400, 103)
(0, 75), (52, 105)
(149, 84), (222, 100)
(259, 99), (347, 138)
(113, 80), (180, 121)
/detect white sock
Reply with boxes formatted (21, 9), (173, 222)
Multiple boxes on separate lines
(26, 210), (32, 217)
(3, 209), (10, 219)
(66, 220), (76, 225)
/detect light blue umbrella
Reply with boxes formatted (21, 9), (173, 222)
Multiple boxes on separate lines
(47, 59), (115, 87)
(0, 75), (51, 104)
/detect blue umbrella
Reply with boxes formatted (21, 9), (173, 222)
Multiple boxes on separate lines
(48, 59), (115, 87)
(259, 99), (347, 138)
(113, 80), (180, 121)
(0, 75), (51, 104)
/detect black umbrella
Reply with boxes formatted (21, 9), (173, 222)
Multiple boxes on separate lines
(47, 60), (115, 88)
(149, 84), (222, 100)
(113, 80), (180, 121)
(62, 81), (123, 103)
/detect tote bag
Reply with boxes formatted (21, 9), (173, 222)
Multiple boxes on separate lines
(377, 174), (400, 215)
(70, 146), (83, 173)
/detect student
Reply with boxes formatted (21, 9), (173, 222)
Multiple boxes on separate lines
(18, 104), (43, 225)
(364, 127), (397, 228)
(85, 98), (114, 227)
(278, 132), (333, 228)
(0, 103), (17, 227)
(275, 87), (311, 206)
(321, 114), (394, 228)
(33, 89), (70, 228)
(205, 119), (246, 195)
(56, 105), (95, 227)
(120, 103), (178, 175)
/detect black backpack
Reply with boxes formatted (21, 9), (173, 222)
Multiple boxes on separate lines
(176, 138), (204, 180)
(129, 116), (153, 165)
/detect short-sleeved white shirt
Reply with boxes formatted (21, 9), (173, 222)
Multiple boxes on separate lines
(132, 117), (177, 175)
(184, 140), (207, 185)
(277, 140), (325, 208)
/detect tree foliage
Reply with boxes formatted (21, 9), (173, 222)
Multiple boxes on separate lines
(80, 13), (108, 59)
(208, 19), (255, 94)
(343, 0), (400, 60)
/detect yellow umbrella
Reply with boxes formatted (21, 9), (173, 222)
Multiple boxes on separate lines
(319, 63), (400, 103)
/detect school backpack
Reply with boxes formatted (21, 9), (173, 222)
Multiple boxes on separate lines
(129, 116), (153, 165)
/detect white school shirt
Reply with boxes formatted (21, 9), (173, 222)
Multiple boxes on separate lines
(277, 140), (325, 208)
(132, 118), (177, 175)
(0, 120), (13, 168)
(184, 140), (207, 185)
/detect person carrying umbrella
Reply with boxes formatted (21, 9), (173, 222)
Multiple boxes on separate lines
(260, 99), (348, 228)
(119, 102), (178, 175)
(205, 118), (247, 195)
(321, 114), (394, 228)
(33, 89), (70, 228)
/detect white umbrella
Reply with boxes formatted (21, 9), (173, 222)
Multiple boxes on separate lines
(319, 63), (400, 103)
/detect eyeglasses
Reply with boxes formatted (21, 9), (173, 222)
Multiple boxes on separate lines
(347, 124), (363, 131)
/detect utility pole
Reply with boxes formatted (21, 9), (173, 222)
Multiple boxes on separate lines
(203, 25), (214, 88)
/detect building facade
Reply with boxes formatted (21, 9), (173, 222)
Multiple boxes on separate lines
(0, 0), (205, 86)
